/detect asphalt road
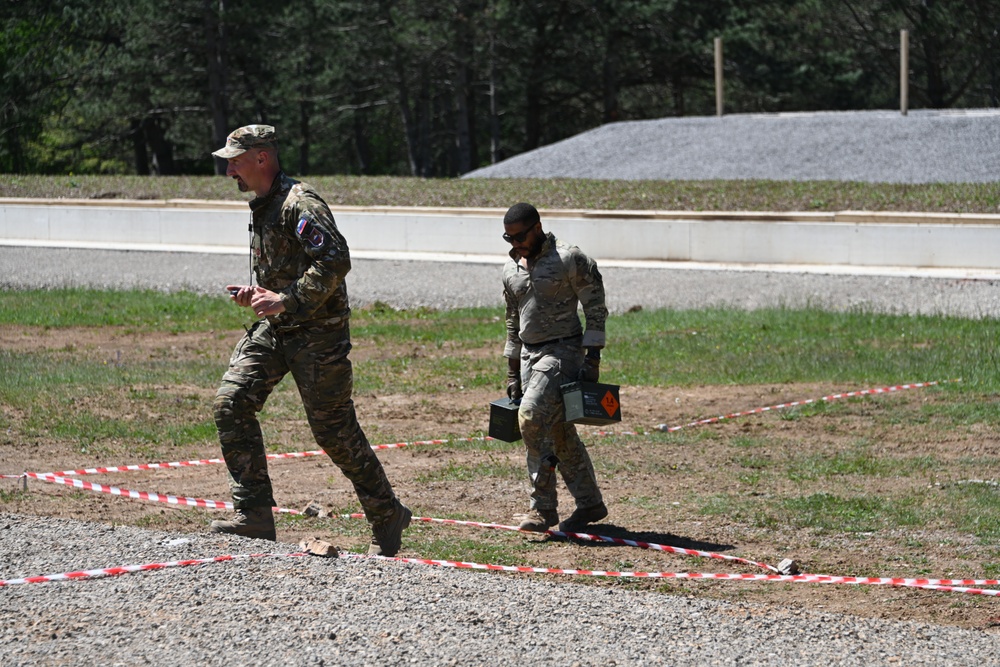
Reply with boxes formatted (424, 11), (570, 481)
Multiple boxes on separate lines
(2, 245), (998, 318)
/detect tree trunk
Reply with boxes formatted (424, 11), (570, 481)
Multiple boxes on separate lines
(671, 72), (686, 116)
(525, 82), (542, 150)
(352, 107), (372, 174)
(393, 55), (421, 175)
(131, 120), (150, 175)
(144, 117), (175, 176)
(453, 63), (473, 174)
(453, 2), (475, 174)
(489, 20), (501, 164)
(298, 97), (311, 175)
(602, 31), (619, 123)
(203, 0), (230, 175)
(417, 78), (431, 177)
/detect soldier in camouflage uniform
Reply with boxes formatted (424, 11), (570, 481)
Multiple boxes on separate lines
(208, 125), (411, 556)
(501, 202), (609, 533)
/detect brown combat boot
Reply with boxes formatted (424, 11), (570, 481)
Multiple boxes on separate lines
(514, 508), (559, 532)
(210, 507), (276, 541)
(368, 502), (413, 557)
(558, 502), (608, 532)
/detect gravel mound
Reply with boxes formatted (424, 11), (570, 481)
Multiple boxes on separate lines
(464, 109), (1000, 183)
(3, 512), (999, 666)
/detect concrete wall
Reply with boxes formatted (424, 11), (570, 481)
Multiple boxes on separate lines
(2, 198), (998, 271)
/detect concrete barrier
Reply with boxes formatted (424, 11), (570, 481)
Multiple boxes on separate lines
(2, 198), (998, 273)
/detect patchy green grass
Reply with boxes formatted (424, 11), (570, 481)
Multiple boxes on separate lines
(415, 460), (522, 483)
(3, 288), (1000, 627)
(4, 174), (1000, 213)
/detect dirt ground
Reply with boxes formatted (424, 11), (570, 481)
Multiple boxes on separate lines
(2, 325), (999, 632)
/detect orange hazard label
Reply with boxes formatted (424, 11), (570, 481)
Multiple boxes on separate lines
(601, 391), (619, 417)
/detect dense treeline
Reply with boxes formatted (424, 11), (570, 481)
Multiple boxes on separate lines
(2, 0), (998, 177)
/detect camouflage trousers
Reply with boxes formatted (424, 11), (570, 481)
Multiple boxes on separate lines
(517, 339), (603, 512)
(214, 319), (397, 525)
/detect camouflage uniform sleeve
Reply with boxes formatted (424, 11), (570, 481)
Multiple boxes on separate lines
(502, 277), (522, 360)
(280, 189), (352, 318)
(568, 247), (608, 349)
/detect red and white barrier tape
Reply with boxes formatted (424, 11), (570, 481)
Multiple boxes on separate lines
(382, 514), (782, 572)
(5, 378), (988, 596)
(26, 473), (302, 515)
(5, 546), (998, 596)
(357, 553), (1000, 597)
(9, 381), (952, 481)
(30, 437), (492, 479)
(654, 379), (957, 432)
(19, 479), (996, 596)
(0, 552), (307, 586)
(0, 476), (795, 575)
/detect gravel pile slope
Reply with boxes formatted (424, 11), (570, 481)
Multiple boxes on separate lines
(464, 109), (1000, 183)
(3, 513), (999, 666)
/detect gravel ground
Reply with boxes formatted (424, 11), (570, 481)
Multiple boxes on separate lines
(463, 109), (1000, 183)
(3, 513), (999, 666)
(3, 246), (1000, 665)
(1, 246), (998, 318)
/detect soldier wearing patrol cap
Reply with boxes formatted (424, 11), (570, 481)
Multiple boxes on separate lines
(209, 124), (411, 556)
(501, 202), (609, 533)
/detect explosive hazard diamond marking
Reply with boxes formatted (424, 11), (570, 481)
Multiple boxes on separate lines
(601, 391), (619, 417)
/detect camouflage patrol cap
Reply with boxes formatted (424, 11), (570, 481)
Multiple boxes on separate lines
(212, 125), (277, 158)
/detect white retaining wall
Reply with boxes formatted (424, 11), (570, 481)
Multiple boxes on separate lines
(1, 198), (998, 271)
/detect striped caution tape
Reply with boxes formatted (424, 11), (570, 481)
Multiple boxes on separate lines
(30, 438), (492, 479)
(374, 514), (782, 572)
(5, 546), (999, 596)
(654, 379), (958, 432)
(25, 473), (302, 514)
(0, 552), (307, 586)
(9, 381), (952, 481)
(20, 479), (998, 596)
(26, 472), (234, 510)
(4, 378), (990, 596)
(354, 552), (1000, 597)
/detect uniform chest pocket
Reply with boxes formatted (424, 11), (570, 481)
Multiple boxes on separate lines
(509, 275), (532, 300)
(530, 272), (566, 299)
(262, 227), (296, 268)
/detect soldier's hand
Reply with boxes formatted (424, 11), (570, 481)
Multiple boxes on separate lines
(506, 357), (522, 401)
(506, 378), (522, 401)
(577, 357), (600, 383)
(249, 287), (287, 318)
(226, 285), (251, 306)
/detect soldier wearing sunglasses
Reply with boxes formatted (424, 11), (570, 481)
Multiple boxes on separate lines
(500, 203), (609, 533)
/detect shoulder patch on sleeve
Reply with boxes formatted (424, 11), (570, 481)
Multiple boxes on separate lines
(296, 214), (326, 249)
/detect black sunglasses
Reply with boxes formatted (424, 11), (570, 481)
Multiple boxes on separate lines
(502, 222), (538, 243)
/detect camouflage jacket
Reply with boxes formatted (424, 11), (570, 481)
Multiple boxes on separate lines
(502, 232), (608, 358)
(248, 172), (352, 330)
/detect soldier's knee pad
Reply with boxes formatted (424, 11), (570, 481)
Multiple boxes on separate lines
(214, 387), (254, 428)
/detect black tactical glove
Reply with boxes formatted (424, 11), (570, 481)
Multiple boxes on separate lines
(577, 348), (601, 383)
(506, 356), (522, 401)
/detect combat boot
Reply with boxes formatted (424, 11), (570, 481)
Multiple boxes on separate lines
(210, 507), (276, 541)
(558, 502), (608, 532)
(368, 502), (412, 557)
(514, 508), (559, 532)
